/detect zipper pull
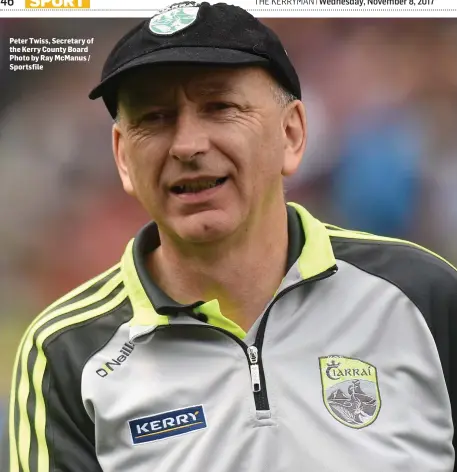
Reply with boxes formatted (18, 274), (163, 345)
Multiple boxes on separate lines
(247, 346), (261, 393)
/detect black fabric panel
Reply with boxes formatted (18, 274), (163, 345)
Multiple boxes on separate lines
(331, 236), (457, 450)
(17, 283), (125, 471)
(26, 326), (40, 472)
(37, 299), (132, 471)
(39, 282), (125, 347)
(286, 205), (305, 273)
(0, 269), (122, 469)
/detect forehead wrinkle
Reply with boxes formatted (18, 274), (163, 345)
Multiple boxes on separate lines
(123, 88), (171, 109)
(120, 77), (174, 106)
(191, 82), (240, 99)
(117, 67), (270, 120)
(120, 83), (243, 117)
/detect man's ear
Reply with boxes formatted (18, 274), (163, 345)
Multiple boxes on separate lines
(112, 120), (136, 197)
(281, 100), (307, 177)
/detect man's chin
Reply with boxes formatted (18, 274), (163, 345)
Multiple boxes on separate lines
(177, 224), (232, 244)
(172, 213), (237, 245)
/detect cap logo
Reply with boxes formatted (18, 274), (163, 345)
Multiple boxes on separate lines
(149, 2), (200, 36)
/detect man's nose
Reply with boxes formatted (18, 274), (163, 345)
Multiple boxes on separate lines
(169, 108), (210, 162)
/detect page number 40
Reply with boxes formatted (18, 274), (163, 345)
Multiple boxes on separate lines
(1, 0), (14, 5)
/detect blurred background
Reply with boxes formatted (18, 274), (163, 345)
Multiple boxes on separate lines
(1, 18), (457, 433)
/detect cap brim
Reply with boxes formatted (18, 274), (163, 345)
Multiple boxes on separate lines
(89, 46), (269, 100)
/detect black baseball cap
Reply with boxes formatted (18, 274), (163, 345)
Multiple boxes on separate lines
(89, 1), (301, 118)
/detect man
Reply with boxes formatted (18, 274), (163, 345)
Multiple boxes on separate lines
(1, 2), (456, 471)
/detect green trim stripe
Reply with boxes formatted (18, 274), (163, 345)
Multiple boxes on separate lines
(194, 300), (246, 340)
(9, 263), (119, 472)
(8, 265), (122, 472)
(324, 223), (373, 235)
(17, 274), (123, 471)
(33, 288), (128, 471)
(122, 239), (169, 328)
(326, 226), (457, 273)
(287, 203), (336, 279)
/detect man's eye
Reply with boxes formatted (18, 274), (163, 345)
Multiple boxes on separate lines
(207, 102), (235, 112)
(137, 109), (177, 125)
(142, 112), (167, 122)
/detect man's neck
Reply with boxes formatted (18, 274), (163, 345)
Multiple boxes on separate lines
(148, 203), (290, 332)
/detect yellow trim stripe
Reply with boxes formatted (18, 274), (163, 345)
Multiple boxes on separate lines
(287, 203), (337, 279)
(194, 300), (246, 340)
(326, 227), (457, 272)
(18, 274), (123, 471)
(8, 263), (119, 472)
(33, 288), (128, 472)
(324, 223), (373, 235)
(10, 268), (122, 472)
(122, 239), (168, 328)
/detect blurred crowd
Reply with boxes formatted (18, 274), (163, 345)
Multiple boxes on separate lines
(0, 17), (457, 431)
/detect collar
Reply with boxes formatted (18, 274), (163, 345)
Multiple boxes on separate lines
(122, 202), (337, 342)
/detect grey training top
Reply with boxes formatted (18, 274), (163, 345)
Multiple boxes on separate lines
(2, 202), (456, 471)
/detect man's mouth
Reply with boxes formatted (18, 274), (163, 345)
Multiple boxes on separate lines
(171, 177), (228, 194)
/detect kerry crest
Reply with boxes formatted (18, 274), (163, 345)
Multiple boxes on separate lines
(149, 2), (200, 36)
(319, 355), (381, 429)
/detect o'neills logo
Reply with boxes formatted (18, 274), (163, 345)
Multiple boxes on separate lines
(96, 342), (135, 378)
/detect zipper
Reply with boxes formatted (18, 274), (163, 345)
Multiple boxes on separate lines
(135, 266), (337, 413)
(250, 266), (338, 411)
(247, 346), (261, 392)
(209, 265), (337, 412)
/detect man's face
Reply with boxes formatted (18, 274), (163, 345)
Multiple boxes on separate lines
(113, 65), (305, 245)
